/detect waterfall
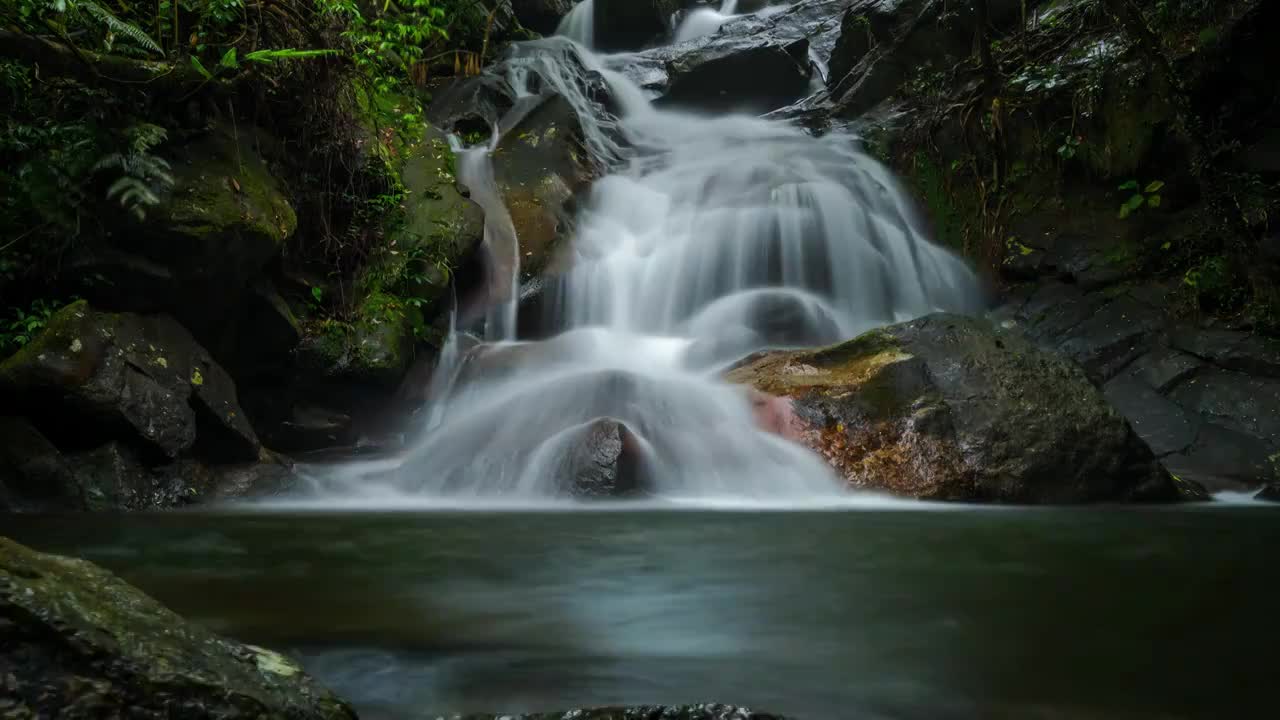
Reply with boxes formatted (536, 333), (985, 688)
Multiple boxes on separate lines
(556, 0), (595, 47)
(674, 1), (744, 44)
(299, 12), (982, 503)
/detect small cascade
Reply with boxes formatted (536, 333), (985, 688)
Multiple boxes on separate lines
(674, 1), (742, 44)
(300, 10), (982, 503)
(556, 0), (596, 47)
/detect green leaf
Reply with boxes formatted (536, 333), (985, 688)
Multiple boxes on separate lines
(1161, 241), (1172, 251)
(190, 56), (213, 80)
(1147, 194), (1163, 208)
(220, 48), (238, 70)
(1118, 180), (1140, 191)
(311, 286), (324, 303)
(1145, 180), (1165, 193)
(1125, 194), (1146, 211)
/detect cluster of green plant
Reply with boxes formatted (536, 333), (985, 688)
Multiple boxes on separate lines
(0, 298), (72, 356)
(1117, 179), (1164, 219)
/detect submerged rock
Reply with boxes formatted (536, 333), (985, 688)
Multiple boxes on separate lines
(728, 314), (1195, 503)
(0, 301), (260, 463)
(444, 705), (789, 720)
(0, 536), (356, 720)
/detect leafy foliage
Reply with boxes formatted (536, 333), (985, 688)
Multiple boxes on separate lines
(0, 298), (71, 357)
(93, 124), (174, 220)
(1117, 179), (1165, 219)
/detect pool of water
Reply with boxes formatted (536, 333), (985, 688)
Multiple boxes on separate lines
(5, 503), (1278, 719)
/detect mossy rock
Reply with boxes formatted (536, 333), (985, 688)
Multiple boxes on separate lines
(385, 124), (485, 310)
(296, 293), (419, 389)
(0, 536), (356, 719)
(0, 301), (260, 463)
(729, 314), (1199, 504)
(146, 127), (296, 279)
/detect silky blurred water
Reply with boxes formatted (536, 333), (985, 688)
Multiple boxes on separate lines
(6, 505), (1278, 719)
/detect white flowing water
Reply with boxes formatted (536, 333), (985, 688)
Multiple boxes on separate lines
(674, 1), (742, 43)
(556, 0), (595, 47)
(301, 7), (982, 502)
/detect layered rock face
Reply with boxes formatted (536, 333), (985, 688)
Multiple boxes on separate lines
(729, 314), (1202, 503)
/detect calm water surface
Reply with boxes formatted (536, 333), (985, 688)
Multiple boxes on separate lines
(5, 504), (1279, 719)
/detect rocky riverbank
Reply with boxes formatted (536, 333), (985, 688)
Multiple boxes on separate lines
(3, 0), (1278, 510)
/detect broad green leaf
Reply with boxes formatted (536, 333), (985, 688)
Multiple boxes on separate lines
(1145, 180), (1165, 193)
(1118, 180), (1139, 191)
(220, 48), (238, 69)
(1148, 194), (1163, 208)
(190, 56), (213, 80)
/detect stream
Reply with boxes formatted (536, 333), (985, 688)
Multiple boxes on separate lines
(6, 503), (1278, 719)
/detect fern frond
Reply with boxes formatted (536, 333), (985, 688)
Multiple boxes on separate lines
(128, 123), (169, 154)
(81, 1), (163, 56)
(92, 152), (126, 173)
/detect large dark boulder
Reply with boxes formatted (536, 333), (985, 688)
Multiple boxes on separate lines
(728, 314), (1199, 503)
(0, 536), (355, 720)
(612, 0), (858, 113)
(450, 706), (789, 720)
(0, 301), (260, 463)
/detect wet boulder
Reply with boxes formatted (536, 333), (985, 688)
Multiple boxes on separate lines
(450, 705), (790, 720)
(428, 41), (606, 296)
(560, 418), (646, 497)
(490, 94), (598, 282)
(1257, 484), (1280, 503)
(659, 37), (811, 114)
(728, 314), (1195, 503)
(612, 1), (853, 113)
(0, 301), (260, 463)
(0, 536), (356, 720)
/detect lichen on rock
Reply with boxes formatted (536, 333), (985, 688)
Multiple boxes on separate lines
(0, 536), (356, 720)
(729, 314), (1198, 503)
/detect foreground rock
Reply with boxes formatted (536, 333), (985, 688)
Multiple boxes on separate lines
(729, 314), (1201, 503)
(0, 537), (356, 719)
(444, 705), (789, 720)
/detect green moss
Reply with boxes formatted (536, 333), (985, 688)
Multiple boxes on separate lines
(906, 152), (973, 254)
(162, 131), (296, 250)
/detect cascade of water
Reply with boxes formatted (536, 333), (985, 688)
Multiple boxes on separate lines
(301, 19), (982, 502)
(556, 0), (596, 47)
(674, 1), (744, 44)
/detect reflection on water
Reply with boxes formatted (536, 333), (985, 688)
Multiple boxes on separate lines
(5, 506), (1279, 719)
